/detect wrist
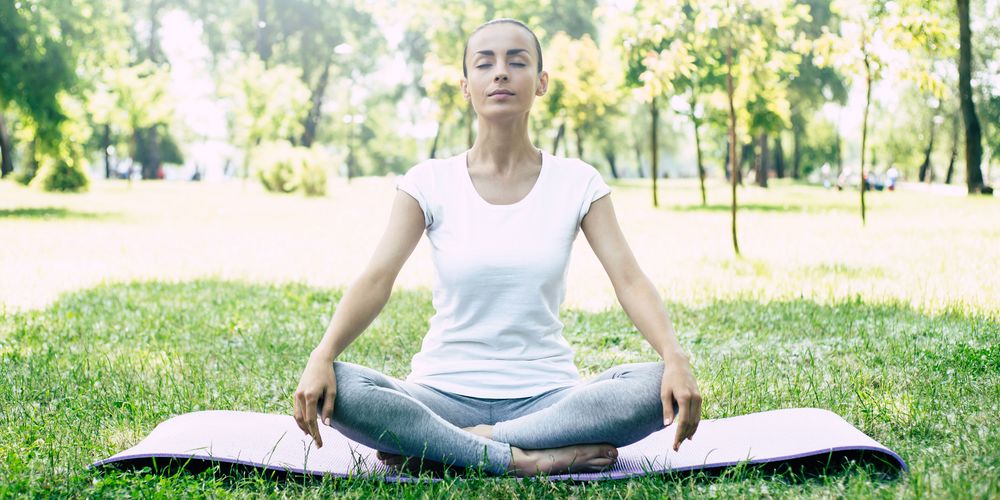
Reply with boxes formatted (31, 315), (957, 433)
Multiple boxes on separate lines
(310, 347), (335, 364)
(661, 349), (690, 365)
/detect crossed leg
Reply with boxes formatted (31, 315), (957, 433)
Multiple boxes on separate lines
(326, 361), (665, 476)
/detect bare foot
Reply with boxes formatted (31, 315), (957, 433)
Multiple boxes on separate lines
(463, 424), (494, 440)
(508, 443), (618, 477)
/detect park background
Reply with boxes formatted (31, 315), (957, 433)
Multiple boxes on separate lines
(1, 0), (998, 497)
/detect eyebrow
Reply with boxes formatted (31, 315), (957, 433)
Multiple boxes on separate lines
(474, 49), (530, 57)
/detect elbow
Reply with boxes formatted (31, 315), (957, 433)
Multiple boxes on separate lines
(355, 267), (396, 299)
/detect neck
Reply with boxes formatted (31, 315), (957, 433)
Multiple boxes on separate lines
(468, 112), (538, 175)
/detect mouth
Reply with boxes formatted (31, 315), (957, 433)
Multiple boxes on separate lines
(488, 89), (515, 97)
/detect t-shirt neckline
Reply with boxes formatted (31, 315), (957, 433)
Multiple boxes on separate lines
(462, 149), (547, 208)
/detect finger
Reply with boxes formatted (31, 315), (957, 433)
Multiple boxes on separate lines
(673, 401), (689, 451)
(306, 399), (324, 448)
(689, 395), (703, 439)
(294, 393), (309, 435)
(293, 393), (303, 430)
(301, 392), (322, 446)
(662, 391), (675, 427)
(321, 389), (336, 426)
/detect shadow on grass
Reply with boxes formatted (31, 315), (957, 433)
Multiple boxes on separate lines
(0, 207), (118, 220)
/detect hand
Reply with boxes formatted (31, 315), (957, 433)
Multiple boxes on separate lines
(293, 355), (337, 448)
(661, 355), (702, 452)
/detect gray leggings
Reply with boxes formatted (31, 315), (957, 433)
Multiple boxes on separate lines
(326, 360), (666, 475)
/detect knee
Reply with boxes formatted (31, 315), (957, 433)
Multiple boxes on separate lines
(616, 362), (664, 389)
(332, 361), (384, 402)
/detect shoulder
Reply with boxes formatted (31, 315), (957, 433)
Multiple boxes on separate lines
(544, 152), (602, 180)
(402, 153), (462, 180)
(544, 153), (606, 191)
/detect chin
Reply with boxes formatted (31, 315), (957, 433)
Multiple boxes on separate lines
(475, 105), (532, 122)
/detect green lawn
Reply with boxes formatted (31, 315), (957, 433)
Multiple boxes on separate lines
(1, 178), (998, 497)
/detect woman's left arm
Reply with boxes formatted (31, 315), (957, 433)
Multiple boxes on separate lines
(581, 195), (702, 451)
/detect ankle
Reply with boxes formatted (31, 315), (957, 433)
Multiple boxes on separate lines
(507, 446), (535, 476)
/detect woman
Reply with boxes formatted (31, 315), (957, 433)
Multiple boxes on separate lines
(292, 18), (701, 477)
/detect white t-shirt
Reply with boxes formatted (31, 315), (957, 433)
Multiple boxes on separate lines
(395, 149), (612, 398)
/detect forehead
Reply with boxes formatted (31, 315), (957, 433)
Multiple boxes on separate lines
(467, 24), (536, 59)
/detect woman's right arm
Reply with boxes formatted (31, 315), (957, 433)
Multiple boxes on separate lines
(293, 189), (426, 446)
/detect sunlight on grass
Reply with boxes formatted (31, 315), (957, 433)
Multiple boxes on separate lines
(1, 177), (998, 496)
(1, 281), (997, 497)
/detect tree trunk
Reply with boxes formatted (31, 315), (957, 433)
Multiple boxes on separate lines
(724, 139), (731, 181)
(552, 122), (565, 155)
(0, 112), (13, 178)
(918, 114), (937, 183)
(692, 112), (706, 206)
(774, 136), (785, 178)
(604, 148), (619, 179)
(137, 127), (162, 180)
(650, 97), (659, 208)
(740, 142), (752, 186)
(103, 124), (112, 179)
(301, 58), (332, 148)
(756, 133), (769, 187)
(429, 120), (443, 159)
(860, 49), (872, 225)
(727, 43), (740, 255)
(147, 0), (164, 63)
(957, 0), (985, 194)
(256, 0), (272, 64)
(946, 114), (959, 184)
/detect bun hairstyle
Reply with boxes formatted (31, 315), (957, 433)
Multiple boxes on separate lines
(462, 18), (544, 78)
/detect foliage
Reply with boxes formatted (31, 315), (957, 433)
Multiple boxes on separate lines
(222, 55), (310, 178)
(251, 141), (329, 196)
(28, 153), (90, 193)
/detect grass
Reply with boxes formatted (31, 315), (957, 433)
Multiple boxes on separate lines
(0, 207), (118, 220)
(1, 176), (998, 497)
(1, 282), (997, 497)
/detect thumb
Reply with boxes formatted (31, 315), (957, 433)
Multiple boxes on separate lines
(321, 389), (336, 426)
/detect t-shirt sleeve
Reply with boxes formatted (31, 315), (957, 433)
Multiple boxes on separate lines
(578, 164), (612, 225)
(396, 164), (433, 228)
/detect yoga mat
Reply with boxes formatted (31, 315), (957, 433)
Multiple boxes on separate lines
(90, 408), (907, 482)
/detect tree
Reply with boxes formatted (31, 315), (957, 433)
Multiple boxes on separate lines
(817, 0), (892, 224)
(712, 0), (807, 253)
(632, 0), (728, 206)
(619, 2), (700, 207)
(0, 0), (120, 180)
(222, 55), (310, 180)
(786, 0), (847, 180)
(957, 0), (987, 194)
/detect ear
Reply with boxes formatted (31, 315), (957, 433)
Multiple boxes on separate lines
(461, 78), (471, 101)
(536, 70), (549, 96)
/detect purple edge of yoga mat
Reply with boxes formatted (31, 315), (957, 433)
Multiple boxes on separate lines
(88, 409), (909, 483)
(89, 445), (908, 484)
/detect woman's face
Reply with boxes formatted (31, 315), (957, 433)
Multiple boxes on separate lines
(462, 23), (547, 121)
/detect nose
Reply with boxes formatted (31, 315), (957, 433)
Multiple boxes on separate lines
(494, 71), (509, 82)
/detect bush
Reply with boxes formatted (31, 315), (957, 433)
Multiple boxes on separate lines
(298, 157), (327, 197)
(251, 141), (330, 196)
(13, 165), (37, 186)
(28, 154), (90, 193)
